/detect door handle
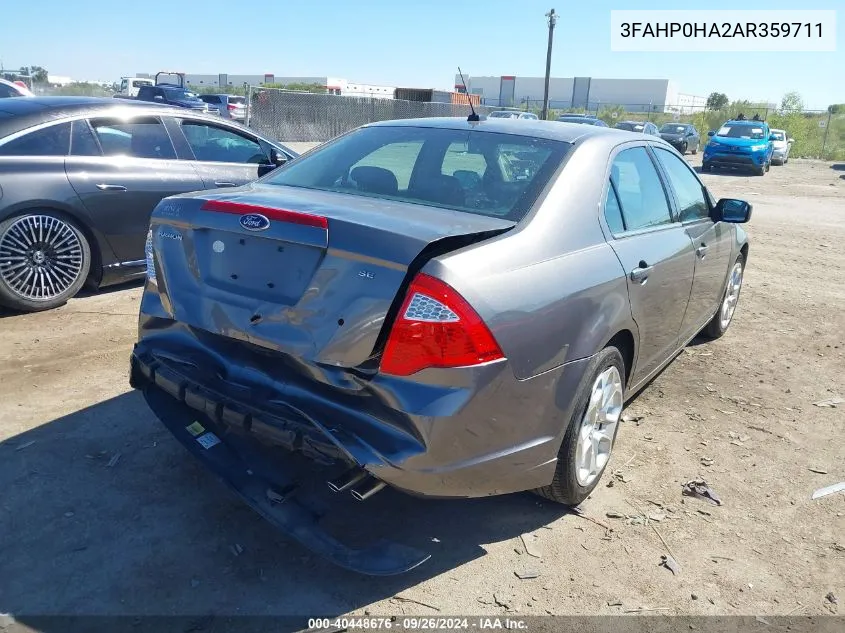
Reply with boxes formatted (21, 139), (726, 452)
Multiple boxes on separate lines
(630, 261), (653, 284)
(96, 184), (127, 191)
(214, 181), (237, 187)
(696, 244), (709, 258)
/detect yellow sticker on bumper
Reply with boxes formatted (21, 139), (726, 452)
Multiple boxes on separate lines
(185, 421), (206, 437)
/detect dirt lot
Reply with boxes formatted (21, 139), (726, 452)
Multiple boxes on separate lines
(0, 156), (843, 622)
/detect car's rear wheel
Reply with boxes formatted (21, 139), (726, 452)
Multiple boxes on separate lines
(535, 346), (625, 505)
(0, 212), (91, 312)
(701, 254), (745, 340)
(691, 142), (698, 155)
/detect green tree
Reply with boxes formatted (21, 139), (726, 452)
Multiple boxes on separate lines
(780, 91), (804, 112)
(19, 65), (48, 83)
(828, 104), (845, 114)
(705, 92), (728, 111)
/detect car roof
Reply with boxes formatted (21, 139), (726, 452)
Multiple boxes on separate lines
(366, 116), (625, 143)
(0, 96), (197, 138)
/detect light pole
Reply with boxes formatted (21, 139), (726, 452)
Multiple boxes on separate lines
(541, 8), (557, 121)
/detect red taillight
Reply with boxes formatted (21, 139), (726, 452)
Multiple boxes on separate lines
(227, 103), (237, 110)
(381, 273), (504, 377)
(201, 200), (328, 230)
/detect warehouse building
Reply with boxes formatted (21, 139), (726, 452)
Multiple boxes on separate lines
(455, 74), (706, 114)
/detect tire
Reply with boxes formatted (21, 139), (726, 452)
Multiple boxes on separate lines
(680, 142), (688, 155)
(765, 161), (770, 172)
(692, 142), (698, 155)
(535, 346), (625, 505)
(754, 164), (766, 176)
(701, 254), (745, 340)
(702, 161), (712, 172)
(0, 212), (91, 312)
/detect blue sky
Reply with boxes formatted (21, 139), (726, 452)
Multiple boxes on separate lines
(1, 0), (842, 108)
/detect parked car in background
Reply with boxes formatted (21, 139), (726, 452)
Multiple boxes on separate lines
(769, 128), (793, 165)
(487, 110), (539, 120)
(556, 113), (609, 127)
(659, 123), (701, 154)
(703, 119), (775, 176)
(0, 78), (35, 98)
(614, 120), (659, 136)
(0, 97), (298, 312)
(132, 116), (751, 574)
(199, 94), (247, 121)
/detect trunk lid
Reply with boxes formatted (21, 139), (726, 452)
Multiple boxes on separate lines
(150, 184), (514, 368)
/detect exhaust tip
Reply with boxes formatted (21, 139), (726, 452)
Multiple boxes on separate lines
(351, 480), (386, 502)
(327, 469), (368, 494)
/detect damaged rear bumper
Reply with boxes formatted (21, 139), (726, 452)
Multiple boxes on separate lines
(138, 372), (431, 576)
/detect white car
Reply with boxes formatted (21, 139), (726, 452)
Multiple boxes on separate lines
(487, 110), (539, 120)
(0, 78), (34, 98)
(770, 128), (793, 165)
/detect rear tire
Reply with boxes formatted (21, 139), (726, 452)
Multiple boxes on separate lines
(692, 143), (698, 155)
(680, 142), (688, 155)
(535, 346), (625, 506)
(701, 254), (745, 340)
(0, 212), (91, 312)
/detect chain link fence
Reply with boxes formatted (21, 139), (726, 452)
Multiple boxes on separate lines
(245, 87), (495, 143)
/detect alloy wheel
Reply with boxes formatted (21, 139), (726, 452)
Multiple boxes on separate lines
(0, 215), (84, 301)
(719, 261), (744, 330)
(575, 366), (623, 487)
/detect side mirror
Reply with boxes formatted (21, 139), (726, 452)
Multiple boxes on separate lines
(714, 198), (752, 223)
(270, 148), (288, 167)
(707, 130), (715, 137)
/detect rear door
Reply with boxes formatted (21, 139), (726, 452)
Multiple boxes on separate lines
(603, 145), (696, 383)
(651, 146), (733, 341)
(169, 117), (274, 188)
(65, 115), (203, 263)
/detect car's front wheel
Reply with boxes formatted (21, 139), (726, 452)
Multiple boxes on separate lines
(701, 254), (745, 340)
(535, 346), (625, 505)
(0, 212), (91, 312)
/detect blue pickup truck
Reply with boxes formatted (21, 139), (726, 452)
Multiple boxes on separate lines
(702, 119), (776, 176)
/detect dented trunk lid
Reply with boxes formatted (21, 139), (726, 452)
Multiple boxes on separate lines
(149, 184), (514, 368)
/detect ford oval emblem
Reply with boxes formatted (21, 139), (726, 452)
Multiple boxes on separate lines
(239, 213), (270, 231)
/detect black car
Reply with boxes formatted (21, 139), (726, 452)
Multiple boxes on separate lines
(556, 114), (609, 127)
(659, 123), (700, 155)
(614, 120), (659, 136)
(0, 97), (297, 312)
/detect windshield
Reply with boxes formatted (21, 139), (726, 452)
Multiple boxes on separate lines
(228, 96), (246, 105)
(717, 124), (766, 140)
(163, 88), (199, 100)
(616, 122), (644, 132)
(771, 131), (785, 141)
(660, 124), (688, 133)
(264, 125), (571, 221)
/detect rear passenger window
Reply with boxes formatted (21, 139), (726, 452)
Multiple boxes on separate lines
(89, 117), (176, 160)
(0, 122), (71, 156)
(610, 147), (672, 231)
(70, 120), (101, 156)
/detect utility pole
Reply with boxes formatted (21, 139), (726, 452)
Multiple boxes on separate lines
(541, 8), (557, 121)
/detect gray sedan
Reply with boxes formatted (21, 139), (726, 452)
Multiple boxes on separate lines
(132, 117), (750, 574)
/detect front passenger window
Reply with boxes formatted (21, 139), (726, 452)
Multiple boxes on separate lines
(610, 147), (672, 231)
(653, 147), (709, 222)
(181, 121), (266, 164)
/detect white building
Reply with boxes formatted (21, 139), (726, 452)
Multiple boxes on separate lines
(455, 74), (706, 114)
(136, 73), (395, 98)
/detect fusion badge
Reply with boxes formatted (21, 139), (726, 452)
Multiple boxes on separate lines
(239, 213), (271, 231)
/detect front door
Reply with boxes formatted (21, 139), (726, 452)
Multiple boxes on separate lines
(65, 116), (203, 263)
(651, 146), (733, 341)
(172, 118), (269, 189)
(603, 146), (696, 384)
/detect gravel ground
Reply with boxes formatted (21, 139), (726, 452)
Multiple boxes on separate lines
(0, 156), (843, 622)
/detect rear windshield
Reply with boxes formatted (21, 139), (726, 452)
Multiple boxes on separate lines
(717, 124), (766, 140)
(228, 96), (246, 105)
(488, 111), (520, 119)
(660, 124), (688, 133)
(771, 131), (785, 141)
(263, 125), (570, 221)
